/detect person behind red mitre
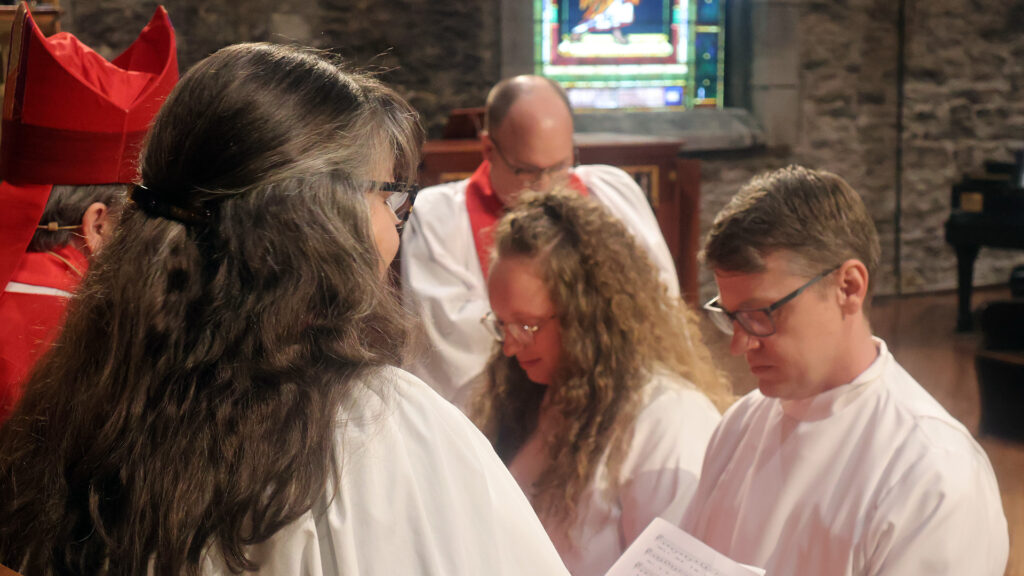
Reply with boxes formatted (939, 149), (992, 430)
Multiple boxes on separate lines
(0, 2), (178, 422)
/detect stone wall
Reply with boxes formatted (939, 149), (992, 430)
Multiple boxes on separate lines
(63, 0), (1024, 298)
(899, 0), (1024, 293)
(63, 0), (501, 137)
(695, 0), (903, 298)
(695, 0), (1023, 299)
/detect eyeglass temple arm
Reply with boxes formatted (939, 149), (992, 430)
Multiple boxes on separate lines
(765, 268), (838, 313)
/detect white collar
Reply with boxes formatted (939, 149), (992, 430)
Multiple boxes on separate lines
(779, 337), (888, 421)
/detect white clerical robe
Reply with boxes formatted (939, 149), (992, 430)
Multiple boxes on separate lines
(199, 366), (570, 576)
(510, 371), (721, 576)
(400, 164), (679, 409)
(682, 338), (1008, 576)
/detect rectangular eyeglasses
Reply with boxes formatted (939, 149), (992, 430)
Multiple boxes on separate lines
(703, 266), (840, 337)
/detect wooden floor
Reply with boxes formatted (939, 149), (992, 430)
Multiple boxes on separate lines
(699, 287), (1024, 575)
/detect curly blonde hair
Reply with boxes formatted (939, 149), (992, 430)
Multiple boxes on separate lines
(471, 189), (732, 528)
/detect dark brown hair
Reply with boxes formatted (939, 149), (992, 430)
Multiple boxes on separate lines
(703, 164), (881, 297)
(471, 190), (731, 529)
(28, 184), (125, 252)
(0, 43), (422, 576)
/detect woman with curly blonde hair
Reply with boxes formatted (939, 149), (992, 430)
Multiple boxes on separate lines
(473, 189), (732, 576)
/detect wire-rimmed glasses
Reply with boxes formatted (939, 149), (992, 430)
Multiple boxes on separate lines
(481, 311), (555, 346)
(490, 138), (578, 185)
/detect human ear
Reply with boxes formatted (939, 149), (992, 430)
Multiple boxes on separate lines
(80, 202), (110, 254)
(836, 259), (869, 314)
(480, 131), (499, 164)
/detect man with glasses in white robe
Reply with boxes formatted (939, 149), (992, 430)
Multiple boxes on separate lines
(682, 165), (1008, 575)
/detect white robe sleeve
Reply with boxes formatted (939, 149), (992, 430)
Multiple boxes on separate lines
(201, 367), (571, 576)
(862, 419), (1009, 576)
(579, 165), (681, 299)
(618, 378), (721, 545)
(399, 181), (495, 407)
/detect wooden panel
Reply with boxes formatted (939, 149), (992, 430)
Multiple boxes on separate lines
(420, 139), (481, 186)
(675, 158), (701, 302)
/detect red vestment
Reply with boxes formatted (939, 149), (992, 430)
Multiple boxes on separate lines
(464, 160), (587, 279)
(0, 244), (86, 422)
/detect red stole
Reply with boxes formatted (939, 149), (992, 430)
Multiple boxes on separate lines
(7, 243), (88, 293)
(464, 161), (587, 279)
(0, 245), (88, 423)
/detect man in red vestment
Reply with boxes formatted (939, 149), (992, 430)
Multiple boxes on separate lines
(0, 3), (178, 422)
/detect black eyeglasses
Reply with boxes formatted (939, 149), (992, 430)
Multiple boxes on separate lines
(703, 266), (840, 337)
(490, 138), (578, 184)
(369, 181), (419, 229)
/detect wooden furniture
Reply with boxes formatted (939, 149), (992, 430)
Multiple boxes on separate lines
(419, 134), (702, 303)
(945, 160), (1024, 331)
(975, 300), (1024, 441)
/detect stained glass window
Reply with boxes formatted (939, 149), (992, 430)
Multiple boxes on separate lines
(534, 0), (725, 110)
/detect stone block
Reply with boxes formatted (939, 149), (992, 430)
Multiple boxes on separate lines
(751, 86), (801, 149)
(750, 1), (801, 87)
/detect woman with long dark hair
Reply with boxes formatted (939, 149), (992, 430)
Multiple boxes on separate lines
(0, 43), (569, 576)
(474, 190), (733, 576)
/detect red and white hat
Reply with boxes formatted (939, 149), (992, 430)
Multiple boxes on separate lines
(0, 2), (177, 290)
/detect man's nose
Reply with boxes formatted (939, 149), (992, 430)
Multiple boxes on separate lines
(729, 326), (760, 356)
(528, 173), (552, 191)
(531, 168), (565, 191)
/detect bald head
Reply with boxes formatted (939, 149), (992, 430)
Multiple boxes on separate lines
(480, 76), (577, 205)
(484, 75), (573, 133)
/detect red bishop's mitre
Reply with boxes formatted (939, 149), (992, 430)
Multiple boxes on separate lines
(0, 2), (178, 291)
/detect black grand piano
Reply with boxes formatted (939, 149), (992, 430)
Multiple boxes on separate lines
(945, 153), (1024, 331)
